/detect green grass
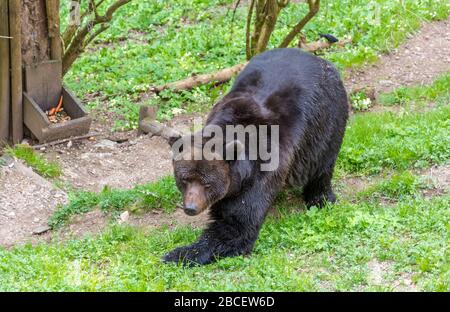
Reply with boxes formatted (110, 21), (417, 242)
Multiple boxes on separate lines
(6, 144), (62, 178)
(49, 176), (180, 228)
(378, 72), (450, 108)
(0, 194), (448, 291)
(357, 171), (426, 201)
(61, 0), (449, 129)
(338, 105), (450, 174)
(343, 73), (450, 174)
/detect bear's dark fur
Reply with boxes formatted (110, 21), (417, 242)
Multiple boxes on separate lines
(163, 48), (348, 266)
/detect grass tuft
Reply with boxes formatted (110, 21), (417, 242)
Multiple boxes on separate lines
(49, 176), (180, 228)
(6, 144), (62, 178)
(338, 105), (450, 174)
(378, 72), (450, 108)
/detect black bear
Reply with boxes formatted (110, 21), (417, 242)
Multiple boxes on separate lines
(163, 48), (348, 266)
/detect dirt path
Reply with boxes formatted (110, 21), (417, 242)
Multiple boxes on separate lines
(0, 156), (68, 247)
(345, 18), (450, 95)
(1, 18), (449, 248)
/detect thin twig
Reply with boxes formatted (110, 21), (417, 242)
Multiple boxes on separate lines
(32, 133), (101, 150)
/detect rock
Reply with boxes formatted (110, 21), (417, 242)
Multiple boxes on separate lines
(32, 225), (51, 235)
(379, 79), (393, 87)
(94, 139), (117, 149)
(21, 139), (31, 145)
(119, 211), (130, 224)
(0, 155), (14, 167)
(67, 141), (73, 148)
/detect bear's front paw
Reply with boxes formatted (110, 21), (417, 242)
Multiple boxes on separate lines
(162, 244), (215, 266)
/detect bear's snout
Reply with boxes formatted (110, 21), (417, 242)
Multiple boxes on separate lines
(183, 181), (208, 216)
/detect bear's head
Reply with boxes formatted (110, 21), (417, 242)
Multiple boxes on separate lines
(169, 133), (245, 216)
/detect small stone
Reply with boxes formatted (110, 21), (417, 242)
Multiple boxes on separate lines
(32, 225), (51, 235)
(67, 141), (73, 148)
(94, 139), (117, 149)
(119, 211), (130, 224)
(40, 147), (46, 151)
(379, 79), (393, 87)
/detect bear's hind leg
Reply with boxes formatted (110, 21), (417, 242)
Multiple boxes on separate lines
(303, 171), (336, 208)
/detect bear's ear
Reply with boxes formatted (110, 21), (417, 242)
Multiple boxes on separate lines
(225, 140), (245, 161)
(168, 134), (184, 159)
(168, 134), (182, 148)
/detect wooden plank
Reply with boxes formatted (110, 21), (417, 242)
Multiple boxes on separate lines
(42, 116), (92, 143)
(0, 1), (10, 143)
(62, 86), (87, 119)
(9, 0), (23, 143)
(24, 60), (62, 112)
(23, 92), (49, 142)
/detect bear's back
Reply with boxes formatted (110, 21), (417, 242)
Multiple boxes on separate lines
(231, 48), (332, 103)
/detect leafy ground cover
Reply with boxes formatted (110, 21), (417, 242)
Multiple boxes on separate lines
(62, 0), (449, 129)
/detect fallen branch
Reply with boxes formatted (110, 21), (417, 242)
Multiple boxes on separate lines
(150, 63), (248, 93)
(149, 38), (351, 94)
(138, 106), (181, 140)
(32, 132), (101, 150)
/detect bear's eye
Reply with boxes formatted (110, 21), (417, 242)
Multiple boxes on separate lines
(204, 183), (211, 189)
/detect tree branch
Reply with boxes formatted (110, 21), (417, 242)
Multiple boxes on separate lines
(254, 0), (279, 54)
(278, 0), (320, 48)
(62, 0), (132, 75)
(246, 0), (256, 60)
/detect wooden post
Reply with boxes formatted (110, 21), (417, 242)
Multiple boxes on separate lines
(46, 0), (61, 60)
(0, 1), (10, 144)
(9, 0), (23, 143)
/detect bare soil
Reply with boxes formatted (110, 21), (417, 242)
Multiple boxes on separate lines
(0, 156), (67, 247)
(1, 18), (449, 248)
(345, 18), (450, 96)
(366, 259), (418, 292)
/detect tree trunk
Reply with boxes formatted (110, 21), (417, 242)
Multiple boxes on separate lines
(21, 0), (51, 66)
(246, 0), (320, 60)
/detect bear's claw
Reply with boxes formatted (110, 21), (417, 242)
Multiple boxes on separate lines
(162, 245), (215, 266)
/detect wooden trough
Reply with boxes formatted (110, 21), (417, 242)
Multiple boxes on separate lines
(23, 60), (91, 143)
(0, 0), (91, 145)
